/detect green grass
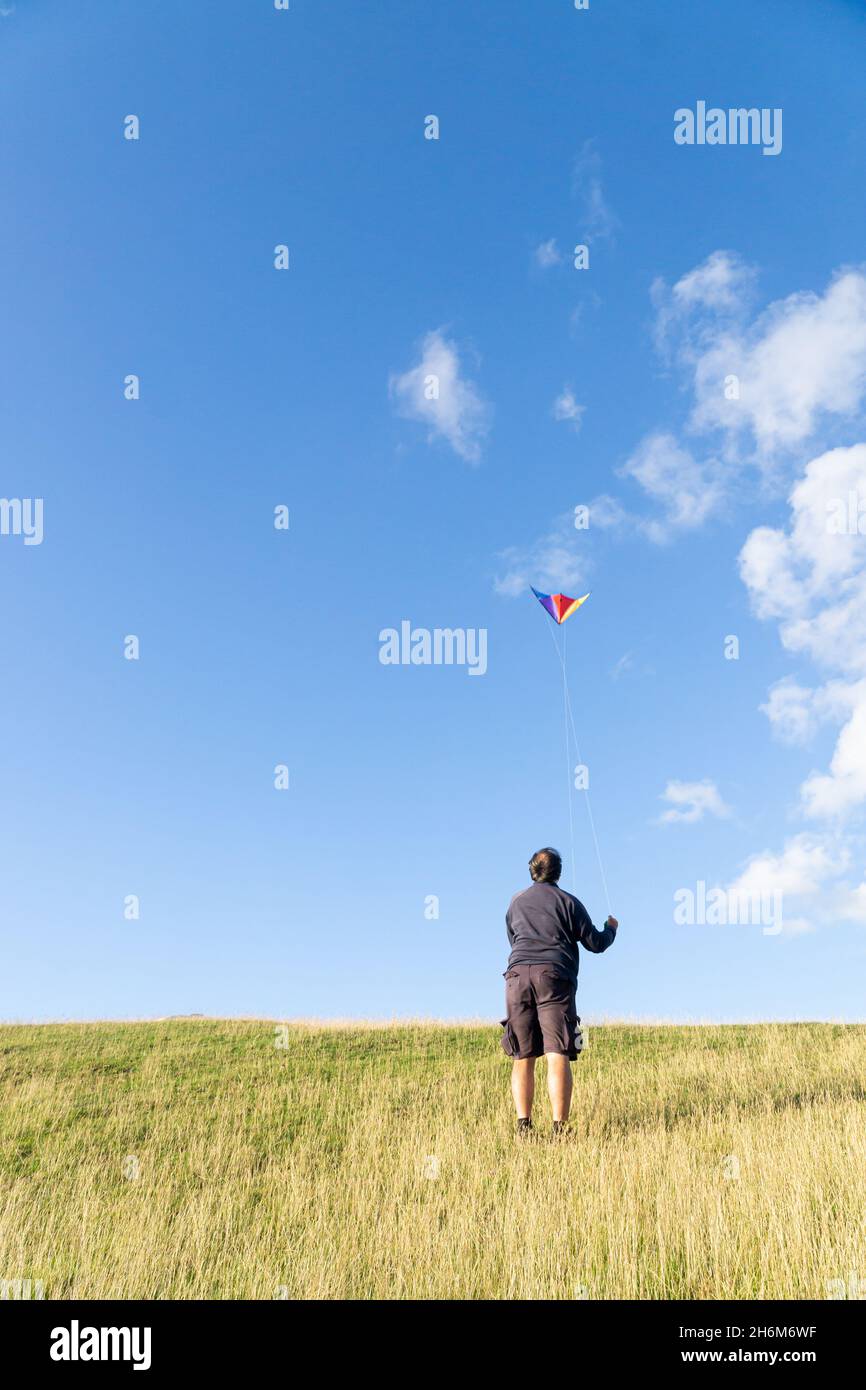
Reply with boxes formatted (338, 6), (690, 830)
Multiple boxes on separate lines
(1, 1019), (864, 1299)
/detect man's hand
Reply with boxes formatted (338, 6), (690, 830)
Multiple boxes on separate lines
(605, 915), (619, 930)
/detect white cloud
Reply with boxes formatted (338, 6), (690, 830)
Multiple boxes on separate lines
(737, 524), (802, 621)
(740, 443), (866, 825)
(652, 250), (754, 354)
(585, 493), (629, 529)
(651, 255), (866, 463)
(534, 238), (561, 269)
(722, 828), (866, 939)
(572, 140), (618, 242)
(724, 833), (856, 934)
(624, 259), (866, 534)
(739, 444), (866, 671)
(657, 780), (731, 825)
(494, 511), (589, 598)
(835, 879), (866, 923)
(728, 833), (844, 900)
(505, 249), (866, 549)
(494, 492), (700, 604)
(691, 269), (866, 456)
(552, 387), (585, 430)
(761, 675), (863, 747)
(611, 652), (633, 681)
(671, 249), (753, 315)
(760, 678), (820, 745)
(619, 433), (723, 541)
(801, 701), (866, 820)
(573, 255), (866, 924)
(494, 495), (628, 598)
(389, 329), (490, 464)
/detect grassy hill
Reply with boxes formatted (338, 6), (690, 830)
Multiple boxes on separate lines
(1, 1019), (864, 1299)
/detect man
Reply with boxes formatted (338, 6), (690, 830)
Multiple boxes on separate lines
(500, 847), (618, 1136)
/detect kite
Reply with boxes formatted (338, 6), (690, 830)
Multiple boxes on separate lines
(530, 587), (590, 625)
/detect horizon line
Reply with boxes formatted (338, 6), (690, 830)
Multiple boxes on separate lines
(2, 1014), (865, 1029)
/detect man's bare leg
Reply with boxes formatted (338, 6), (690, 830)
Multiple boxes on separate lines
(546, 1052), (573, 1123)
(511, 1058), (535, 1119)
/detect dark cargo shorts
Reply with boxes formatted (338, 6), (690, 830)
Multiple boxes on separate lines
(500, 963), (582, 1060)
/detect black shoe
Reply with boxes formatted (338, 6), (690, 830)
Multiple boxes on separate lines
(551, 1120), (571, 1138)
(516, 1118), (532, 1137)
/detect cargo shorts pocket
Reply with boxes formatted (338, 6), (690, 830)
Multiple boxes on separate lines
(499, 1018), (517, 1057)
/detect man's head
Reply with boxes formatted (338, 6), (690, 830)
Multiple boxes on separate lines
(528, 847), (562, 884)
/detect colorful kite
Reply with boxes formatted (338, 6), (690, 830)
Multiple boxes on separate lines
(530, 587), (590, 625)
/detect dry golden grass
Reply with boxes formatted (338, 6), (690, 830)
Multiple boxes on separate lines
(1, 1019), (864, 1299)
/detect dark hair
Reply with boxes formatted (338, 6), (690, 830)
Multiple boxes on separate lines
(528, 847), (562, 883)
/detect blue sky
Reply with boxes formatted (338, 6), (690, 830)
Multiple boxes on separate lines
(3, 0), (866, 1023)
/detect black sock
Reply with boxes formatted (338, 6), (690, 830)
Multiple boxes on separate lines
(517, 1117), (532, 1130)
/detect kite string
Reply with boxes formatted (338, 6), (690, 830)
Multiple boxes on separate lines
(561, 623), (577, 894)
(545, 618), (613, 918)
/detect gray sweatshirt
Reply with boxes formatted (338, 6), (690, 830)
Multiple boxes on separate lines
(505, 881), (617, 983)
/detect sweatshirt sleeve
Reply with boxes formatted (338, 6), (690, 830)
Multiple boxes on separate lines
(573, 900), (617, 954)
(505, 902), (516, 948)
